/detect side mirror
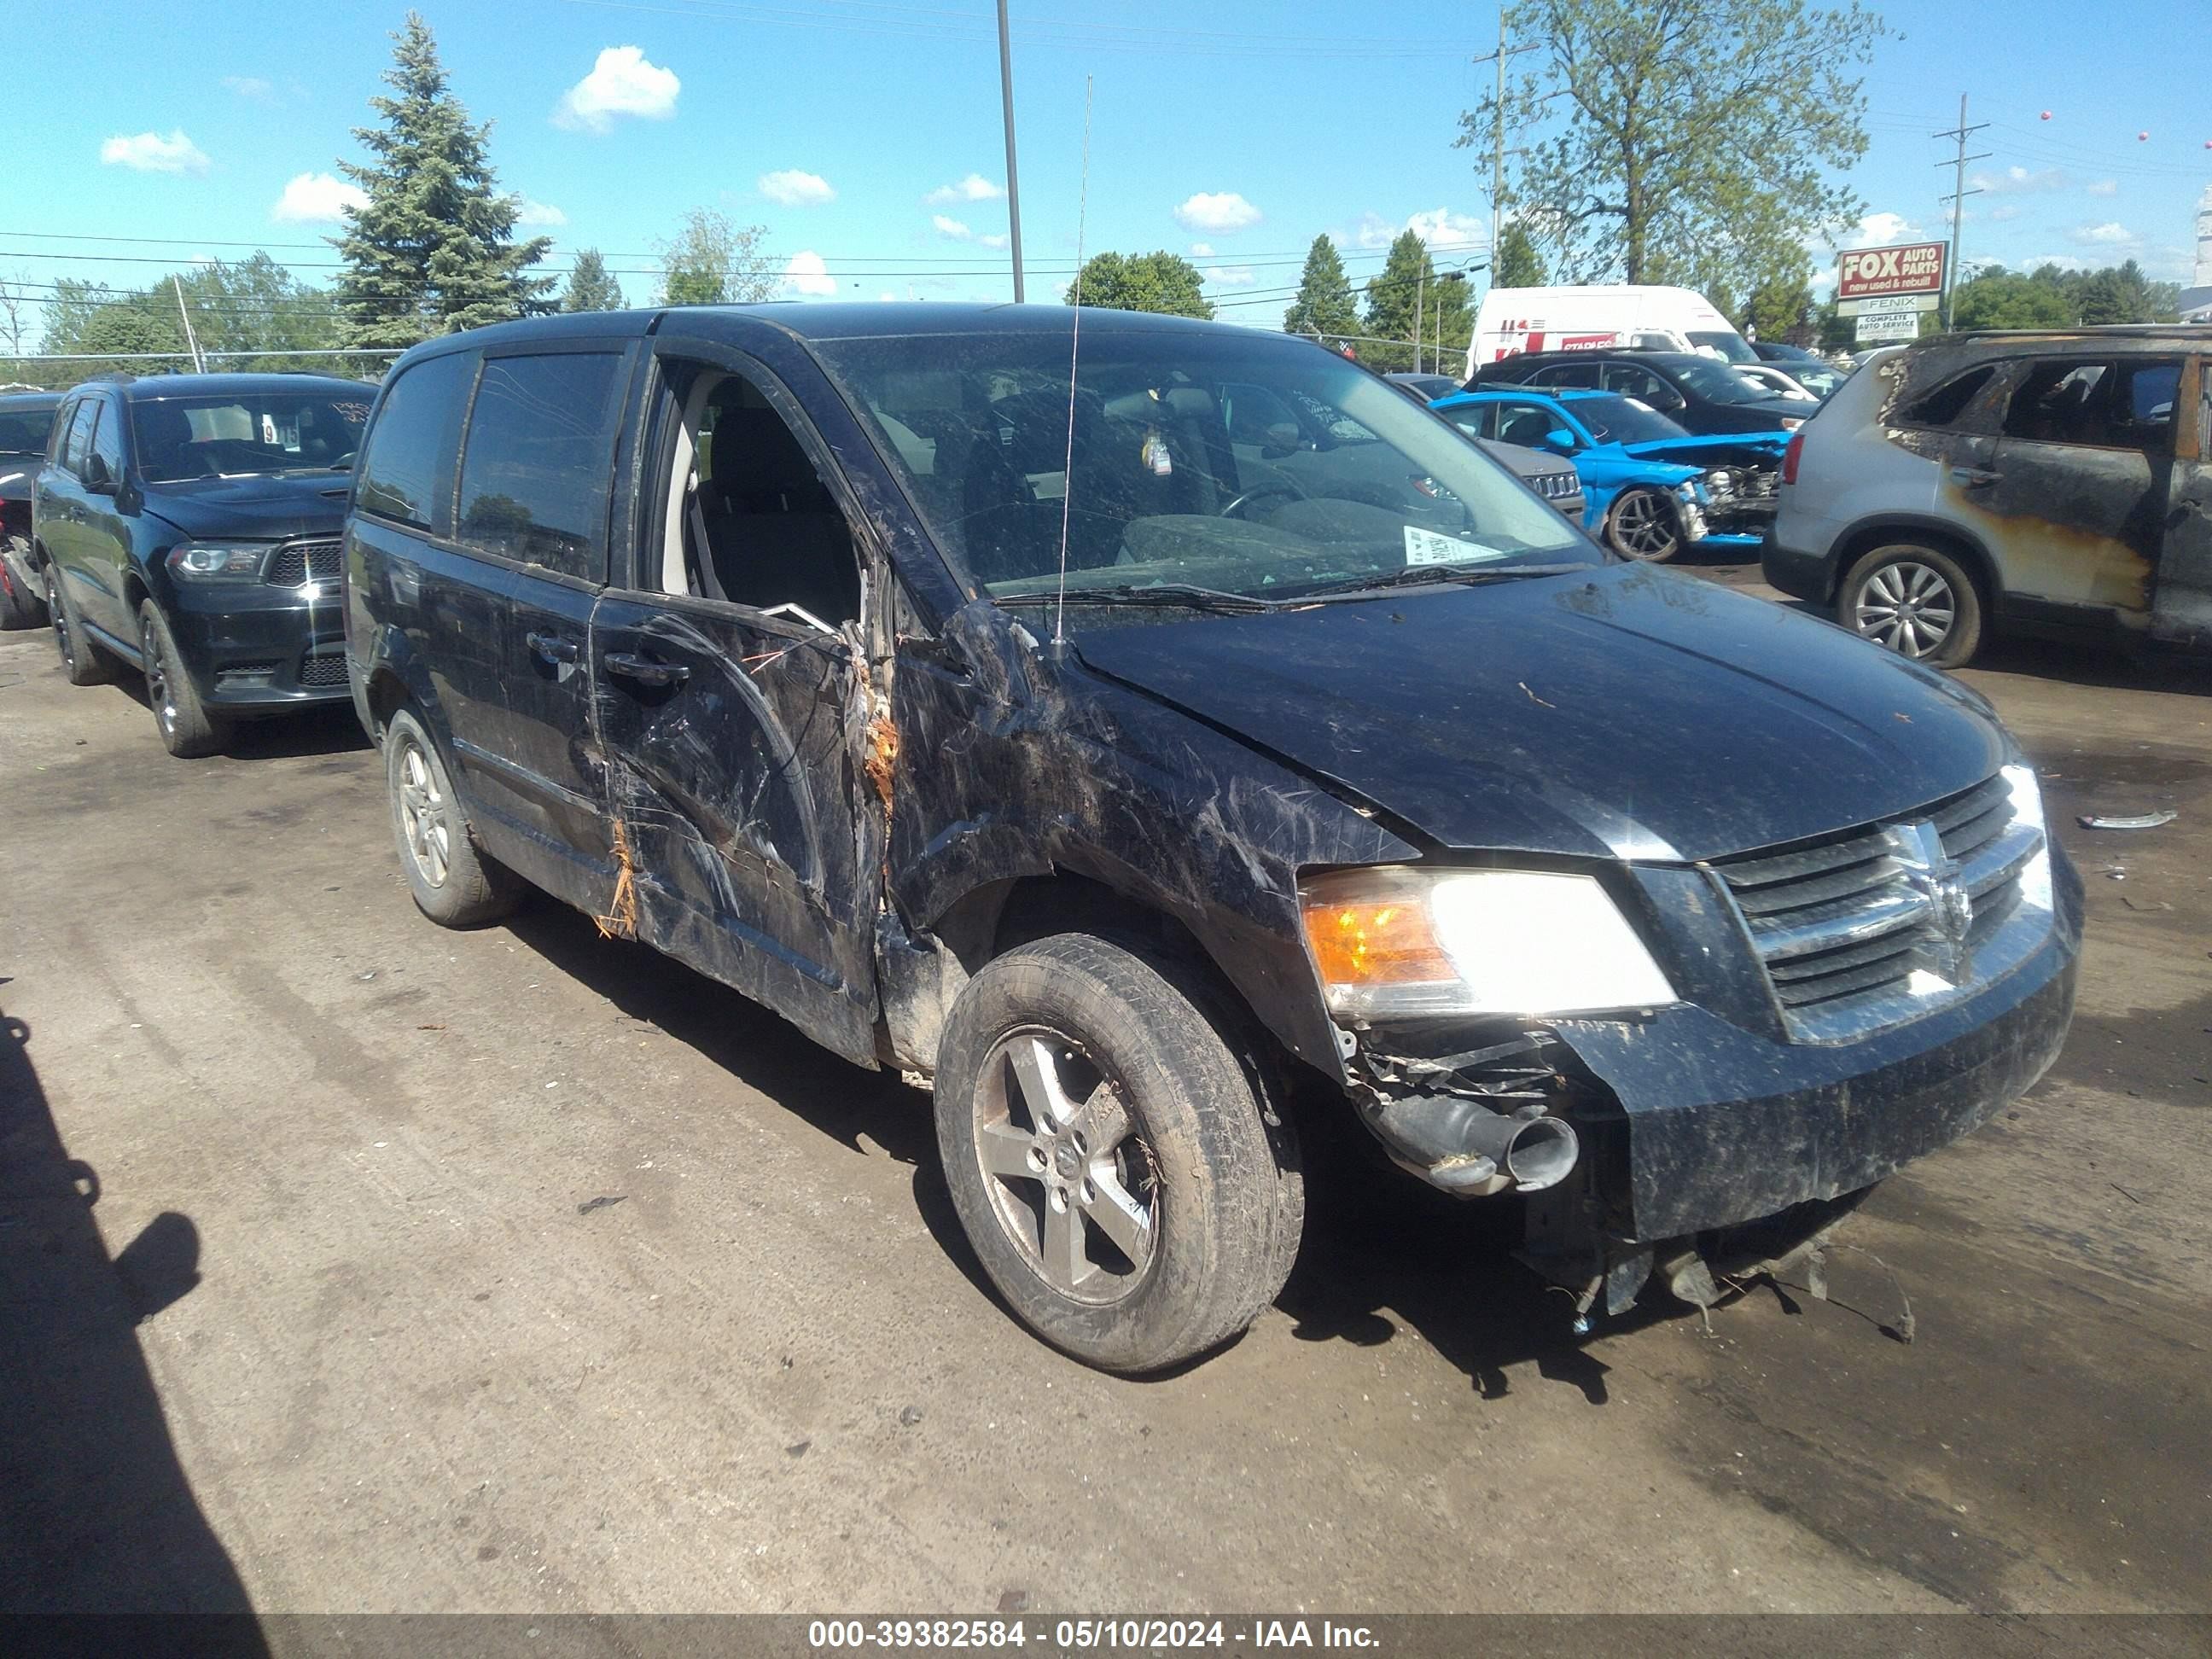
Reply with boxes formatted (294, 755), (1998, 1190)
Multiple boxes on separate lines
(82, 454), (115, 494)
(1261, 421), (1301, 459)
(1650, 387), (1686, 412)
(1545, 428), (1577, 452)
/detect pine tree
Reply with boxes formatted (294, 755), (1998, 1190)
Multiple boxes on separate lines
(562, 248), (626, 312)
(1282, 234), (1359, 345)
(1359, 230), (1434, 372)
(1492, 223), (1546, 289)
(334, 12), (554, 347)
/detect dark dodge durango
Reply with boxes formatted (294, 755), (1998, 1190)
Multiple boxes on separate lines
(345, 303), (2081, 1374)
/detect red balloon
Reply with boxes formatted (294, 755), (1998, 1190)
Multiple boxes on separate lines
(2138, 130), (2150, 141)
(2040, 110), (2052, 120)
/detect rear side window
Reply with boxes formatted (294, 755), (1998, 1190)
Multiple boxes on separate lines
(1534, 361), (1600, 389)
(2001, 357), (2179, 453)
(1898, 365), (1995, 429)
(357, 352), (475, 532)
(457, 352), (628, 582)
(60, 401), (96, 473)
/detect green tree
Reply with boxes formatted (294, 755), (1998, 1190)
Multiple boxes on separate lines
(176, 253), (345, 368)
(1068, 251), (1213, 319)
(1461, 0), (1883, 284)
(657, 209), (775, 306)
(333, 12), (554, 348)
(1491, 221), (1546, 288)
(1359, 230), (1434, 372)
(562, 247), (626, 312)
(1283, 234), (1359, 344)
(2075, 259), (2167, 325)
(1950, 267), (2074, 331)
(1743, 272), (1814, 343)
(1428, 270), (1476, 369)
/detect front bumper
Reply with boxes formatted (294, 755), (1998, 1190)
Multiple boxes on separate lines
(167, 581), (351, 709)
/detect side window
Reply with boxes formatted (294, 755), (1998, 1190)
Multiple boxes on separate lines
(2002, 358), (2178, 452)
(89, 401), (123, 478)
(1494, 401), (1564, 449)
(1224, 383), (1301, 447)
(60, 400), (96, 474)
(1898, 364), (1996, 429)
(457, 352), (628, 582)
(1599, 364), (1655, 399)
(1534, 361), (1599, 390)
(658, 365), (860, 629)
(357, 352), (475, 533)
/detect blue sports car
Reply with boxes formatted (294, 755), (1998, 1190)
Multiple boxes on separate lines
(1432, 387), (1789, 562)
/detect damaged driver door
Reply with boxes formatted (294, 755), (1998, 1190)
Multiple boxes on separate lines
(590, 341), (882, 1066)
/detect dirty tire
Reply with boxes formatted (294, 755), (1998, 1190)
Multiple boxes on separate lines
(47, 565), (115, 685)
(1604, 486), (1682, 562)
(137, 600), (228, 758)
(385, 707), (519, 928)
(0, 543), (47, 630)
(934, 932), (1303, 1375)
(1838, 543), (1983, 669)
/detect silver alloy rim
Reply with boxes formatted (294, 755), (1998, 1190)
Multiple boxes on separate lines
(397, 739), (452, 888)
(1854, 561), (1956, 658)
(1610, 490), (1678, 559)
(142, 620), (176, 737)
(973, 1028), (1156, 1306)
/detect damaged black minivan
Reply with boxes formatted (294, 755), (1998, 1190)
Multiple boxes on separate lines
(344, 305), (2081, 1373)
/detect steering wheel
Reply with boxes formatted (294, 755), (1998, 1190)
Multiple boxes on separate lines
(1220, 475), (1309, 521)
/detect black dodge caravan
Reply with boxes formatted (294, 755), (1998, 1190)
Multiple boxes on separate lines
(345, 304), (2081, 1373)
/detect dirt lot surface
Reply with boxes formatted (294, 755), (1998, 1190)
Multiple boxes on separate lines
(3, 575), (2209, 1619)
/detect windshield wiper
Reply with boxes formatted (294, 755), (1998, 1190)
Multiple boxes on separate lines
(1295, 562), (1590, 599)
(993, 582), (1280, 614)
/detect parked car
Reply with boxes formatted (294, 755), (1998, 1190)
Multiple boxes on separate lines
(1755, 341), (1849, 400)
(347, 303), (2080, 1374)
(1732, 364), (1820, 403)
(1434, 387), (1786, 560)
(1470, 349), (1811, 434)
(1465, 283), (1752, 375)
(1382, 371), (1463, 403)
(0, 390), (61, 630)
(1388, 371), (1586, 519)
(1765, 327), (2212, 667)
(31, 374), (370, 754)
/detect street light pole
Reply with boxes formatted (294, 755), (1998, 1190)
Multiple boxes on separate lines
(997, 0), (1026, 302)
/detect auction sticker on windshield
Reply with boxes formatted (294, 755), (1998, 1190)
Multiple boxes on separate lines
(1403, 526), (1508, 566)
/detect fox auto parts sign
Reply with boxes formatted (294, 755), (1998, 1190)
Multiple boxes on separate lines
(1837, 242), (1946, 301)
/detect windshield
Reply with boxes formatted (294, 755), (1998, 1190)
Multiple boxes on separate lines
(815, 328), (1593, 603)
(1687, 330), (1756, 364)
(1562, 393), (1688, 446)
(0, 407), (55, 455)
(131, 387), (375, 484)
(1667, 356), (1771, 405)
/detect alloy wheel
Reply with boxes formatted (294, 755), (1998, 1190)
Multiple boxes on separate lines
(141, 618), (178, 741)
(1854, 562), (1956, 659)
(972, 1028), (1157, 1306)
(396, 737), (452, 888)
(47, 571), (72, 668)
(1610, 490), (1679, 560)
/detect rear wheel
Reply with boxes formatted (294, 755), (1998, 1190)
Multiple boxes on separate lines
(47, 566), (116, 685)
(1838, 543), (1983, 668)
(385, 707), (519, 927)
(0, 542), (47, 630)
(138, 600), (227, 758)
(1604, 486), (1683, 562)
(933, 933), (1303, 1374)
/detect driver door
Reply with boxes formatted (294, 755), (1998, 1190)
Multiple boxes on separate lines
(589, 340), (883, 1066)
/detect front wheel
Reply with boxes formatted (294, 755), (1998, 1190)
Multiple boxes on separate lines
(933, 933), (1303, 1374)
(1604, 487), (1683, 562)
(1838, 544), (1983, 668)
(384, 707), (520, 927)
(139, 600), (227, 758)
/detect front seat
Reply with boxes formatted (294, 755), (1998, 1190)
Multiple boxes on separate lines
(699, 405), (860, 626)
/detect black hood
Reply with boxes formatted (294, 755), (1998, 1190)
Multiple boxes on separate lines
(1068, 563), (2008, 864)
(142, 471), (351, 541)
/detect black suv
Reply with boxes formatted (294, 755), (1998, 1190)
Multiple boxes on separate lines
(1470, 349), (1812, 434)
(32, 374), (371, 755)
(0, 390), (61, 630)
(346, 304), (2080, 1373)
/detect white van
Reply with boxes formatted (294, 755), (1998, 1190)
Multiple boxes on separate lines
(1465, 285), (1753, 379)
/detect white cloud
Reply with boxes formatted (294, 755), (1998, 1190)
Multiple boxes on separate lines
(100, 129), (210, 174)
(1988, 203), (2022, 222)
(2087, 178), (2118, 196)
(932, 213), (1007, 248)
(1203, 265), (1256, 287)
(1189, 242), (1215, 258)
(878, 290), (898, 302)
(759, 168), (834, 207)
(924, 173), (1003, 206)
(1969, 165), (2069, 195)
(222, 76), (274, 102)
(1406, 207), (1487, 253)
(782, 250), (837, 297)
(553, 46), (680, 133)
(271, 171), (368, 222)
(2072, 220), (2136, 245)
(2017, 252), (2092, 273)
(1173, 192), (1261, 233)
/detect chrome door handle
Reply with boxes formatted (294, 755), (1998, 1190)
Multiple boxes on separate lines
(1948, 466), (2000, 486)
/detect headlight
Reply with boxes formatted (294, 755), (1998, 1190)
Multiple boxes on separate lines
(1778, 416), (1806, 430)
(1299, 866), (1678, 1020)
(167, 542), (271, 581)
(2002, 762), (2054, 911)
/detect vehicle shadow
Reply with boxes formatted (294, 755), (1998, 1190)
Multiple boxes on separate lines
(0, 1005), (265, 1628)
(108, 672), (371, 760)
(1966, 634), (2212, 697)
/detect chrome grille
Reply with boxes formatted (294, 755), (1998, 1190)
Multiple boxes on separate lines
(1533, 471), (1580, 501)
(265, 538), (341, 588)
(1714, 773), (2046, 1041)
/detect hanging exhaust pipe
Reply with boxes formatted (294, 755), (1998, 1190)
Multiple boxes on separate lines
(1367, 1091), (1580, 1196)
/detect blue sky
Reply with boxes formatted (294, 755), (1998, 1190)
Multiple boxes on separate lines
(5, 0), (2207, 345)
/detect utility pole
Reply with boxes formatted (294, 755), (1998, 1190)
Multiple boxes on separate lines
(996, 0), (1026, 302)
(1414, 262), (1424, 373)
(1471, 12), (1539, 287)
(170, 274), (205, 373)
(1934, 93), (1989, 330)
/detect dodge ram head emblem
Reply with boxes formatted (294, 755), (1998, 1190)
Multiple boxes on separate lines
(1887, 819), (1973, 980)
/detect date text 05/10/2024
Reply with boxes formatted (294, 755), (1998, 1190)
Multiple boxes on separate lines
(806, 1619), (1382, 1650)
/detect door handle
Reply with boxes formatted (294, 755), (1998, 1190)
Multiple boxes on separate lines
(1948, 466), (2000, 487)
(526, 630), (579, 666)
(602, 650), (690, 689)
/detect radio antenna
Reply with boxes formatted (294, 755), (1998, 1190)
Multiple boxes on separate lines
(1052, 74), (1094, 649)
